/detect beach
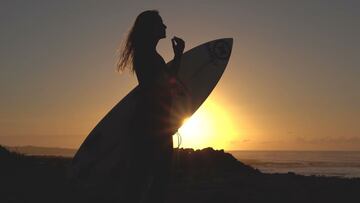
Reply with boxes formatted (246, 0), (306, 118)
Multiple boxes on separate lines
(1, 145), (360, 203)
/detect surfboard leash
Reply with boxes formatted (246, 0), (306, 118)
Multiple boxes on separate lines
(175, 131), (182, 149)
(174, 131), (182, 176)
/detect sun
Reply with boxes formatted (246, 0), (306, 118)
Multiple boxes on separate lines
(173, 99), (237, 150)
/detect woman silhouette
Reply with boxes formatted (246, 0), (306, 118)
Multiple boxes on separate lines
(117, 10), (185, 202)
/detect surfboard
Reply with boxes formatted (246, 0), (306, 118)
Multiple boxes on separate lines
(71, 38), (233, 183)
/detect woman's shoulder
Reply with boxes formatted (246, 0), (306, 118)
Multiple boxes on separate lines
(134, 51), (167, 72)
(155, 52), (167, 67)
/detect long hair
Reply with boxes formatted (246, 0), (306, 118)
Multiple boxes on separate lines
(116, 10), (160, 73)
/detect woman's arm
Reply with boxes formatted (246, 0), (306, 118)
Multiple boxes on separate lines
(169, 37), (185, 76)
(168, 55), (182, 76)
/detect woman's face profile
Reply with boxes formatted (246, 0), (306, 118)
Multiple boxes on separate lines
(152, 15), (167, 40)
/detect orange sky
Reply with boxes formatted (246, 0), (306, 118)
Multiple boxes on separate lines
(1, 1), (359, 150)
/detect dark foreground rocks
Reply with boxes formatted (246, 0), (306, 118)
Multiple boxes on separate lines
(1, 145), (359, 203)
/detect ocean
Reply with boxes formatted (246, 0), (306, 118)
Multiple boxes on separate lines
(228, 151), (360, 178)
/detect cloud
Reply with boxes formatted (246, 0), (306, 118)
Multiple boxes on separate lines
(295, 136), (360, 145)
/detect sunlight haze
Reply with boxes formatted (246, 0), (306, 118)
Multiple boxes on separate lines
(1, 0), (359, 151)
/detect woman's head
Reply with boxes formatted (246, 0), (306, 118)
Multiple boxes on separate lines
(133, 10), (167, 41)
(117, 10), (167, 73)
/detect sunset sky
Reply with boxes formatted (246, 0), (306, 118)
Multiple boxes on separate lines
(1, 0), (359, 150)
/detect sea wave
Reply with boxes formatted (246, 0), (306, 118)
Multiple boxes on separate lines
(229, 151), (360, 178)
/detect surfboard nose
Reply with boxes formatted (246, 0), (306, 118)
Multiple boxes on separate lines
(215, 38), (233, 46)
(207, 38), (233, 62)
(222, 38), (233, 45)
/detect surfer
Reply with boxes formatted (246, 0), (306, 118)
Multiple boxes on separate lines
(117, 10), (185, 202)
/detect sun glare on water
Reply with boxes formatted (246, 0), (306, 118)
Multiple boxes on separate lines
(173, 99), (237, 150)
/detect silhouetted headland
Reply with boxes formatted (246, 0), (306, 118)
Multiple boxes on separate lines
(1, 145), (359, 203)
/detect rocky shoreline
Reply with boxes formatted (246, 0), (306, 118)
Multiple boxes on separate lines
(1, 145), (359, 203)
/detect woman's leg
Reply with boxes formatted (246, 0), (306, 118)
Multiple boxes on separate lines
(146, 136), (174, 203)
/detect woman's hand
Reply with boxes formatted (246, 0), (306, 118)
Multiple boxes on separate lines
(171, 36), (185, 58)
